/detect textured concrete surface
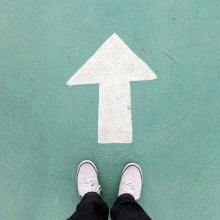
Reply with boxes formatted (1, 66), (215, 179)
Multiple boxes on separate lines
(0, 0), (220, 219)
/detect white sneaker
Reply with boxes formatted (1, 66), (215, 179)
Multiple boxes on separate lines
(77, 160), (101, 197)
(118, 163), (143, 200)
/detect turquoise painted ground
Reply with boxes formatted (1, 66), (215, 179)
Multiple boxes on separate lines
(1, 0), (220, 219)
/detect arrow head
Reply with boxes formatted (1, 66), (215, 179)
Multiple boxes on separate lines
(67, 33), (157, 86)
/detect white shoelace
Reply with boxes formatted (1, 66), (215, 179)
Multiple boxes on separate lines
(83, 177), (101, 194)
(121, 181), (135, 195)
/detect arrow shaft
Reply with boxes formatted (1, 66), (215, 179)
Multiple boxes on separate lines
(98, 82), (132, 143)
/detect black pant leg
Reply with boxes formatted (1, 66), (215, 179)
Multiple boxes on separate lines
(67, 192), (109, 220)
(110, 194), (152, 220)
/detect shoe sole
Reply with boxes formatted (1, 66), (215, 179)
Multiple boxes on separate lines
(76, 160), (98, 180)
(121, 162), (143, 184)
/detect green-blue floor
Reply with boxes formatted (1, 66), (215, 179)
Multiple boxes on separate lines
(1, 0), (220, 219)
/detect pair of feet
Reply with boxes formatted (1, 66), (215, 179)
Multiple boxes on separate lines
(77, 160), (143, 200)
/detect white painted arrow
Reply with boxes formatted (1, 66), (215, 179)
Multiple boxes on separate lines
(67, 33), (157, 144)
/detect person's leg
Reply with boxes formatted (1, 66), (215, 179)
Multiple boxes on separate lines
(110, 163), (151, 220)
(110, 194), (151, 220)
(67, 160), (109, 220)
(68, 192), (109, 220)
